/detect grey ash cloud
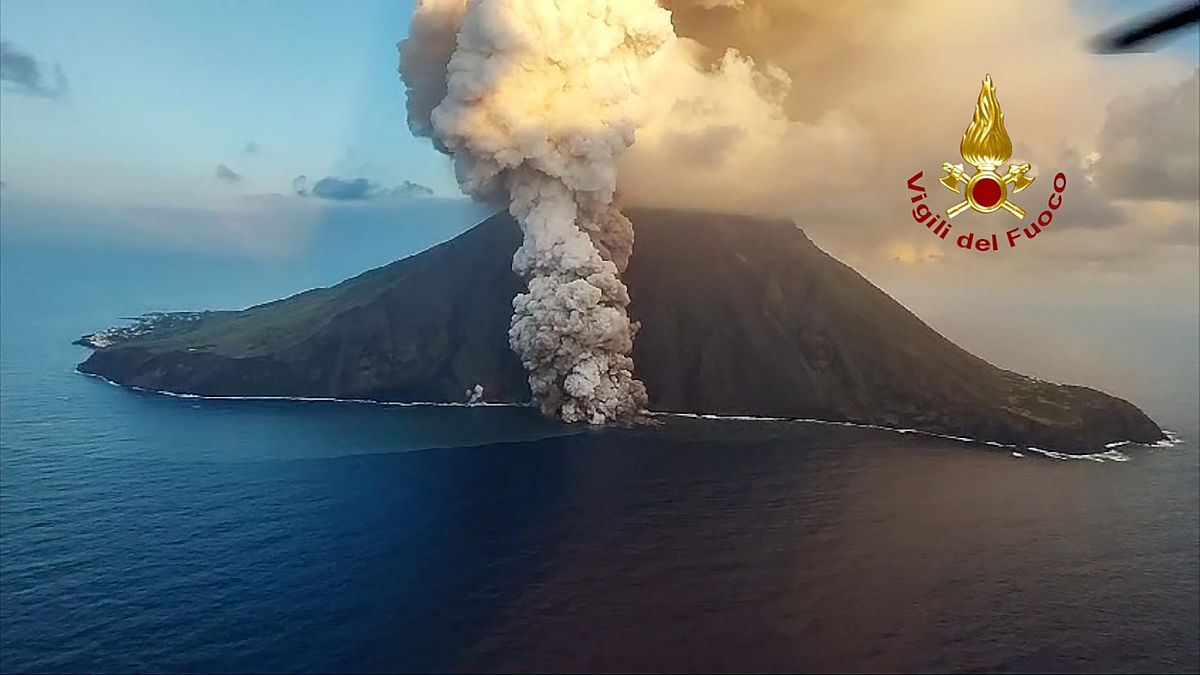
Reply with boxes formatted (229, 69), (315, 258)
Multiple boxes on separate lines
(1, 41), (68, 100)
(214, 164), (242, 183)
(293, 175), (434, 201)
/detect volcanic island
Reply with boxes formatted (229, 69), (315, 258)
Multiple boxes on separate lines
(75, 208), (1164, 454)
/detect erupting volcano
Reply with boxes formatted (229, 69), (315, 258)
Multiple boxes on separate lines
(72, 1), (1167, 453)
(398, 0), (675, 423)
(76, 207), (1164, 454)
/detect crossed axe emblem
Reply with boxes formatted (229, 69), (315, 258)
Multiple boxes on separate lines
(939, 162), (1034, 219)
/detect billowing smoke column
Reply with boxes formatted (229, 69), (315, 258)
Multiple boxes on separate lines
(399, 0), (673, 424)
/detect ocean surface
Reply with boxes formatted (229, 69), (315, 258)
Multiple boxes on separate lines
(1, 225), (1198, 673)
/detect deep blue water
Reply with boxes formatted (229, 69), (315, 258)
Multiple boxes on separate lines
(2, 225), (1198, 673)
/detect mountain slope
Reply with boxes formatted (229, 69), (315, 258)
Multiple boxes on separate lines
(78, 208), (1163, 452)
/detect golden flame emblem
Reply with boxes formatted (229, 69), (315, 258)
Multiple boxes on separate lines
(939, 75), (1034, 218)
(960, 75), (1012, 169)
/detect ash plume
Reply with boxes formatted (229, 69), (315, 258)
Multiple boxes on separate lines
(399, 0), (673, 424)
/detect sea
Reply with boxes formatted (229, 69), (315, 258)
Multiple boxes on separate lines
(2, 212), (1198, 673)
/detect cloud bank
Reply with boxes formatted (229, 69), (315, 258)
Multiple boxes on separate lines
(0, 41), (68, 100)
(1093, 69), (1199, 202)
(293, 175), (434, 201)
(214, 164), (242, 183)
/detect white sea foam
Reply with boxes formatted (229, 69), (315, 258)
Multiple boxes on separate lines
(1022, 446), (1131, 463)
(1152, 430), (1186, 448)
(76, 369), (1184, 461)
(646, 411), (1165, 462)
(77, 370), (525, 409)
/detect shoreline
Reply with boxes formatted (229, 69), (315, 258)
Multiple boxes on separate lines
(76, 368), (1185, 463)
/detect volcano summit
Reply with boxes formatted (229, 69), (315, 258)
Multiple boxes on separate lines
(76, 208), (1163, 454)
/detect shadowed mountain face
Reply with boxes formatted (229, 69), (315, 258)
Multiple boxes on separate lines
(78, 208), (1162, 452)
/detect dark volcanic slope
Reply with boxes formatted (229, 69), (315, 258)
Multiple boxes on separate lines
(79, 208), (1162, 452)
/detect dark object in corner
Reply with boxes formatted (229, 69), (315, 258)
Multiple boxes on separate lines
(1092, 1), (1200, 53)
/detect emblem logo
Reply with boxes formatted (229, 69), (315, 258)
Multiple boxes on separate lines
(904, 75), (1068, 254)
(938, 74), (1034, 219)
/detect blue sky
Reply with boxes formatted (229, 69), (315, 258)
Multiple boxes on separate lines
(0, 0), (460, 206)
(0, 0), (1196, 210)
